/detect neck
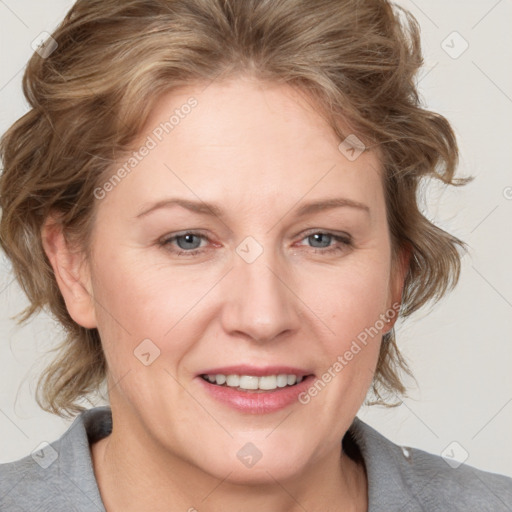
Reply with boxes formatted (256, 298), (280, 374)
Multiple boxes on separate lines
(91, 408), (368, 512)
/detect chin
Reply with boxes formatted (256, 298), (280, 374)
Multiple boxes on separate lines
(186, 433), (316, 485)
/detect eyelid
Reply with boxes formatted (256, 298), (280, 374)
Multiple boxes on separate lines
(297, 228), (352, 242)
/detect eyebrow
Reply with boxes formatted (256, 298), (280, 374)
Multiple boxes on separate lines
(135, 196), (370, 220)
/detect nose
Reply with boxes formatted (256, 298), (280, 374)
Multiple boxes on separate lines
(219, 246), (301, 344)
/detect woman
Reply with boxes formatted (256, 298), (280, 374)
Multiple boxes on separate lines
(0, 0), (511, 510)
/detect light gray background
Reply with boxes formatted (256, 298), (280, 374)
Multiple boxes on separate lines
(1, 0), (511, 477)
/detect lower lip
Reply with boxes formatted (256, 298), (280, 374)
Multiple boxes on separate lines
(196, 375), (315, 414)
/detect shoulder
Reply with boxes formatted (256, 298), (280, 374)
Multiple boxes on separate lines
(0, 407), (110, 512)
(0, 446), (71, 512)
(348, 417), (512, 512)
(402, 443), (512, 511)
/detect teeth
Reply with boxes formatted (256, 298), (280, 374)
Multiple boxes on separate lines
(226, 375), (240, 387)
(259, 375), (277, 390)
(276, 374), (288, 387)
(239, 375), (259, 390)
(204, 373), (306, 390)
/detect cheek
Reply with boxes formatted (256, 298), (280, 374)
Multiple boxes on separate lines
(89, 249), (221, 384)
(304, 257), (391, 340)
(299, 255), (391, 404)
(91, 250), (193, 332)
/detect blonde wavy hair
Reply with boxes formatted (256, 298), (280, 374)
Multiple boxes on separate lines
(0, 0), (468, 417)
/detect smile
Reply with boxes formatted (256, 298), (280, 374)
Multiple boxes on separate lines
(200, 373), (305, 391)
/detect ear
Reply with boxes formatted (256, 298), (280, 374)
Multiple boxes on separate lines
(384, 243), (411, 333)
(41, 216), (97, 329)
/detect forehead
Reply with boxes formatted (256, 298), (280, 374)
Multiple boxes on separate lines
(141, 77), (375, 160)
(101, 78), (385, 218)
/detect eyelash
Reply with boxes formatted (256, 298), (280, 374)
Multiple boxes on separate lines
(159, 230), (353, 257)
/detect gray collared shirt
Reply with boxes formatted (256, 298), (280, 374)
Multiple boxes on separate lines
(1, 406), (511, 511)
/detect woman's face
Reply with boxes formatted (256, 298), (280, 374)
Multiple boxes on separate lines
(78, 77), (404, 482)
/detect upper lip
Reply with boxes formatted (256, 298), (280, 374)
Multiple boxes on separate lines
(198, 365), (314, 378)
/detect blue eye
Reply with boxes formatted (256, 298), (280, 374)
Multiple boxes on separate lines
(159, 230), (352, 257)
(300, 232), (353, 255)
(160, 232), (208, 256)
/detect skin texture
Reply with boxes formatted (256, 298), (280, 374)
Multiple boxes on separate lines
(42, 76), (407, 511)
